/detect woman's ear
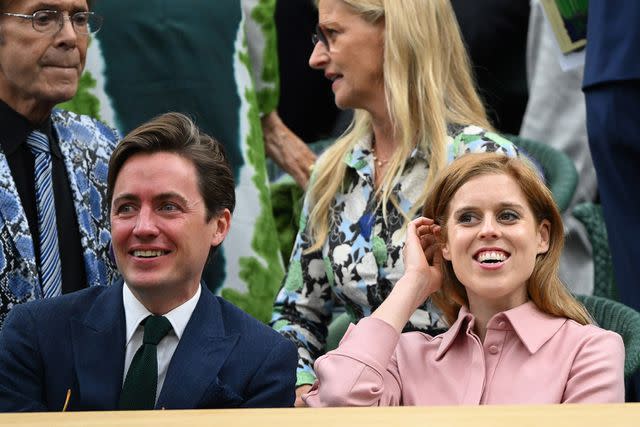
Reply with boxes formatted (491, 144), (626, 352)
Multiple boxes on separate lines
(437, 223), (451, 261)
(441, 243), (451, 261)
(536, 219), (551, 255)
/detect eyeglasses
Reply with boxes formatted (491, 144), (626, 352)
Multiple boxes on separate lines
(1, 10), (103, 35)
(311, 24), (329, 49)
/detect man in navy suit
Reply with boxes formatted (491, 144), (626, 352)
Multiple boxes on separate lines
(0, 112), (297, 411)
(583, 1), (640, 312)
(583, 0), (640, 401)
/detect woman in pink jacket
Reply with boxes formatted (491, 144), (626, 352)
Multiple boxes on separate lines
(304, 154), (625, 406)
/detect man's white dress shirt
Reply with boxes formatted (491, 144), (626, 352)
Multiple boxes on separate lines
(122, 284), (201, 401)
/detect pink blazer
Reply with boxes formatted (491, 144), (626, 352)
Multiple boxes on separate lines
(304, 302), (624, 406)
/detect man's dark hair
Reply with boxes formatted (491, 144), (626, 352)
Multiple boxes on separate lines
(107, 112), (235, 221)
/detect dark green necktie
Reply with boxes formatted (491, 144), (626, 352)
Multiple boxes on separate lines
(119, 315), (173, 410)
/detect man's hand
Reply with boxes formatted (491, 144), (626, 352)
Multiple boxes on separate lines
(261, 112), (317, 189)
(295, 384), (312, 407)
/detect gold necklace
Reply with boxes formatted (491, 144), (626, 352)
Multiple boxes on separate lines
(371, 146), (390, 167)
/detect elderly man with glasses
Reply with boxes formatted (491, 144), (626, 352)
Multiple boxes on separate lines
(0, 0), (119, 328)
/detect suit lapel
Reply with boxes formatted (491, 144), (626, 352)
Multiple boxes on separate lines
(70, 283), (126, 410)
(52, 112), (102, 287)
(157, 289), (240, 409)
(0, 151), (41, 297)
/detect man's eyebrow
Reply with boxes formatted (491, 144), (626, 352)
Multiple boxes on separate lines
(28, 2), (88, 12)
(31, 3), (63, 11)
(111, 193), (138, 204)
(112, 192), (190, 205)
(154, 192), (190, 205)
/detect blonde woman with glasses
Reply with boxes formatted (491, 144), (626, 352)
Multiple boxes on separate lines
(271, 0), (520, 406)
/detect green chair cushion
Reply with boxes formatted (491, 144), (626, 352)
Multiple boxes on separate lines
(504, 135), (579, 213)
(573, 202), (617, 299)
(576, 294), (640, 378)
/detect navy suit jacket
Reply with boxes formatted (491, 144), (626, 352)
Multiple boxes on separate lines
(0, 283), (297, 411)
(584, 0), (640, 87)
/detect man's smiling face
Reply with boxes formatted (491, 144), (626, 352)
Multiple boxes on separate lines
(110, 151), (226, 308)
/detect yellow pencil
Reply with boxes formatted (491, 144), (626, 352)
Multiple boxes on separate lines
(62, 389), (71, 412)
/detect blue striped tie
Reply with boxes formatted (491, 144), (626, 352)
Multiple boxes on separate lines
(26, 131), (62, 298)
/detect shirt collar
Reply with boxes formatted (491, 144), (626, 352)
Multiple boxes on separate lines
(435, 306), (474, 360)
(0, 99), (33, 155)
(499, 301), (568, 354)
(344, 134), (375, 172)
(343, 134), (429, 180)
(122, 283), (202, 345)
(344, 122), (469, 169)
(435, 301), (568, 359)
(42, 118), (61, 158)
(0, 99), (60, 158)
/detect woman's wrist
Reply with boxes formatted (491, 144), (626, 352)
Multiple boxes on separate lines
(371, 298), (412, 333)
(372, 275), (432, 333)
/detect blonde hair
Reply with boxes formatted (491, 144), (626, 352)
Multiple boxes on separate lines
(422, 153), (592, 326)
(306, 0), (491, 252)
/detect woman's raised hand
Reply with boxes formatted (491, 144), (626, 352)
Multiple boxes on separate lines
(404, 217), (443, 292)
(371, 217), (443, 333)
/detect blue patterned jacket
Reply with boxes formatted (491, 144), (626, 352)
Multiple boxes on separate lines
(0, 109), (119, 327)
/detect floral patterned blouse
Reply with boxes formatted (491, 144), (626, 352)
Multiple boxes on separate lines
(271, 125), (520, 386)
